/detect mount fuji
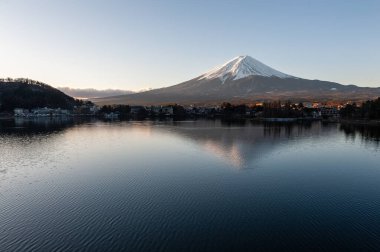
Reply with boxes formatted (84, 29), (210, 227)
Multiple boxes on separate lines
(95, 55), (380, 105)
(197, 55), (294, 82)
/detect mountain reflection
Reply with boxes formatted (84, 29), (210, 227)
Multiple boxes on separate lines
(151, 120), (338, 169)
(1, 119), (379, 169)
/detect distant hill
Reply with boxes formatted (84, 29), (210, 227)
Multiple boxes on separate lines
(0, 78), (77, 111)
(58, 87), (134, 99)
(94, 56), (380, 105)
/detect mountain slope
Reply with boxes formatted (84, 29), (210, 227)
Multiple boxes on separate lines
(94, 56), (380, 105)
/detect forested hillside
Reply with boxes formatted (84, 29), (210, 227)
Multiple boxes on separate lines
(0, 78), (77, 112)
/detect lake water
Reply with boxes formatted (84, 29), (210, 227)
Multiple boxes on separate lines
(1, 119), (380, 251)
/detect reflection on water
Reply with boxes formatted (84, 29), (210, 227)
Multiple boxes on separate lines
(0, 117), (95, 134)
(340, 123), (380, 145)
(142, 120), (378, 168)
(1, 118), (379, 170)
(0, 119), (380, 251)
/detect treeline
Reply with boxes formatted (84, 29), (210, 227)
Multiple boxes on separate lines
(98, 101), (316, 119)
(220, 102), (248, 116)
(0, 78), (48, 87)
(0, 78), (79, 111)
(100, 105), (131, 114)
(99, 104), (187, 117)
(340, 98), (380, 119)
(262, 101), (305, 118)
(221, 101), (312, 118)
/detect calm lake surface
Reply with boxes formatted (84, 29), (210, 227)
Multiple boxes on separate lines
(1, 119), (380, 251)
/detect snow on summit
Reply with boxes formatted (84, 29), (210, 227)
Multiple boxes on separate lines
(198, 55), (295, 83)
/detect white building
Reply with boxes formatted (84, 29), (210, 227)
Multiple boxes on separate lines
(321, 107), (339, 118)
(14, 108), (29, 117)
(161, 106), (174, 115)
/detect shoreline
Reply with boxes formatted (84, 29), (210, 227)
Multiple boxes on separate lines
(339, 119), (380, 126)
(2, 115), (380, 126)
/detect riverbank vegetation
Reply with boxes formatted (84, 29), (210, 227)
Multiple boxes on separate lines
(340, 98), (380, 119)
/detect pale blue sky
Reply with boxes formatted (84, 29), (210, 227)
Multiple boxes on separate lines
(1, 0), (379, 90)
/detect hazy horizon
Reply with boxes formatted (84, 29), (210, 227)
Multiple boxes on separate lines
(1, 0), (379, 90)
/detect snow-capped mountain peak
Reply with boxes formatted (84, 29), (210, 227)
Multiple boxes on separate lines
(198, 55), (294, 83)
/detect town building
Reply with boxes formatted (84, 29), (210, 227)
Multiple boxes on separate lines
(321, 107), (339, 119)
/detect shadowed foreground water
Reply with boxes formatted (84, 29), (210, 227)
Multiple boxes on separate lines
(1, 119), (380, 251)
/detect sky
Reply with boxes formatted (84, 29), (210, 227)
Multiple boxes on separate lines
(1, 0), (380, 90)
